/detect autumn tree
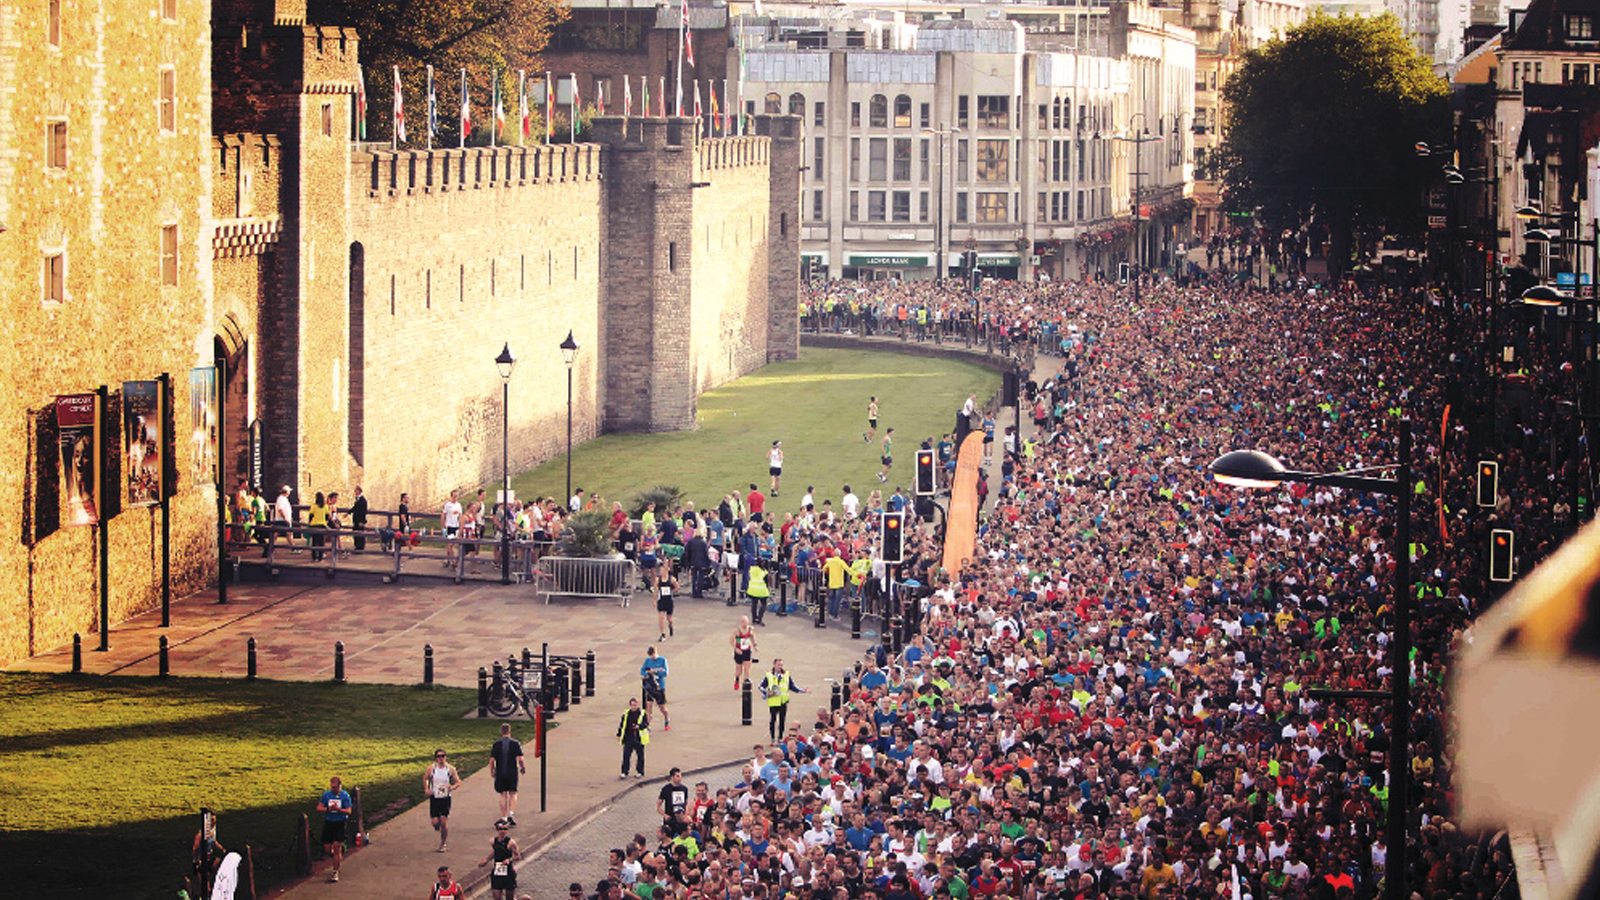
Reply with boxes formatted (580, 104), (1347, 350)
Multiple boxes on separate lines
(310, 0), (568, 146)
(1217, 12), (1450, 277)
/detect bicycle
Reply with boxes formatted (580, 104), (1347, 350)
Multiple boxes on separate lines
(487, 657), (543, 718)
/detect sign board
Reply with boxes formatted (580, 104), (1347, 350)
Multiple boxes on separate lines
(1429, 215), (1447, 229)
(1554, 272), (1591, 287)
(847, 254), (930, 267)
(976, 254), (1021, 266)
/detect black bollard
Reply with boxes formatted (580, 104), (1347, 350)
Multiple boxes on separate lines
(333, 641), (346, 683)
(814, 582), (826, 629)
(72, 633), (82, 674)
(831, 681), (841, 713)
(569, 660), (582, 706)
(521, 646), (532, 674)
(247, 637), (257, 680)
(159, 635), (170, 677)
(741, 677), (753, 726)
(843, 674), (853, 705)
(851, 599), (862, 640)
(423, 644), (434, 686)
(477, 666), (489, 718)
(777, 575), (788, 617)
(585, 650), (596, 697)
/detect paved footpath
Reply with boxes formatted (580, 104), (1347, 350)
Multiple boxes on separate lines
(518, 761), (746, 900)
(11, 575), (866, 900)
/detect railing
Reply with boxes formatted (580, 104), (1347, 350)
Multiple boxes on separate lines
(240, 524), (554, 585)
(532, 556), (637, 604)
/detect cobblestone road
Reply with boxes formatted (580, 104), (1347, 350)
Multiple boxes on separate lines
(513, 762), (746, 900)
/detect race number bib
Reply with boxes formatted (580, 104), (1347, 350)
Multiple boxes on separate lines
(494, 862), (510, 877)
(433, 782), (449, 798)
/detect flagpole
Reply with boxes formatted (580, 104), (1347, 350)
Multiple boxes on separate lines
(391, 66), (398, 152)
(546, 71), (553, 145)
(426, 65), (435, 151)
(570, 72), (578, 144)
(519, 70), (528, 144)
(459, 68), (467, 149)
(675, 0), (685, 117)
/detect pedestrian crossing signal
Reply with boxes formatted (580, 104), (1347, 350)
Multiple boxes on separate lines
(915, 449), (936, 496)
(1490, 529), (1515, 583)
(1477, 461), (1498, 508)
(882, 511), (904, 564)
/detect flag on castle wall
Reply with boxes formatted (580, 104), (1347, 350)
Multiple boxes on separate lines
(693, 80), (703, 137)
(624, 75), (633, 118)
(683, 0), (695, 68)
(426, 65), (437, 149)
(659, 76), (667, 118)
(519, 71), (529, 141)
(722, 78), (731, 135)
(570, 72), (579, 143)
(597, 78), (605, 116)
(546, 71), (554, 143)
(709, 82), (719, 137)
(355, 65), (367, 140)
(392, 66), (406, 147)
(493, 74), (504, 146)
(459, 68), (471, 148)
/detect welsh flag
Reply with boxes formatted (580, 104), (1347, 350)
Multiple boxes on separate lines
(355, 65), (367, 140)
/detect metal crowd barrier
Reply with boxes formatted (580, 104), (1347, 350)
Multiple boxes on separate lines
(534, 556), (637, 605)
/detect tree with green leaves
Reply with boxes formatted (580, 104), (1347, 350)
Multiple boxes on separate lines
(1217, 12), (1450, 278)
(310, 0), (568, 147)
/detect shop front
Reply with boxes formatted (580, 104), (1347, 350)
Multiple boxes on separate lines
(842, 253), (934, 281)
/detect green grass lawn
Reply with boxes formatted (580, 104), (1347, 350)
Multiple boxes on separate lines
(513, 346), (1000, 511)
(0, 673), (508, 900)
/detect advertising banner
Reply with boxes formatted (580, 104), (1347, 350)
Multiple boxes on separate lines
(56, 393), (100, 527)
(189, 367), (217, 487)
(123, 380), (163, 506)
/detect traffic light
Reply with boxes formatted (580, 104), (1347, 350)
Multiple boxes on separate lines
(1489, 529), (1515, 583)
(915, 449), (936, 496)
(881, 511), (904, 564)
(1118, 262), (1131, 285)
(969, 264), (982, 292)
(1476, 461), (1499, 508)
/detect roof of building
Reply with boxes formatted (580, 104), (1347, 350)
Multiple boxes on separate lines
(1505, 0), (1600, 52)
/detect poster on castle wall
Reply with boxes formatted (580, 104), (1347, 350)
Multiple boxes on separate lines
(56, 393), (100, 527)
(123, 380), (163, 506)
(189, 367), (217, 488)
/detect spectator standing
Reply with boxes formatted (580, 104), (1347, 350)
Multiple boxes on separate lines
(490, 724), (526, 826)
(617, 697), (649, 779)
(349, 485), (368, 551)
(440, 489), (463, 568)
(759, 658), (807, 741)
(307, 492), (330, 562)
(769, 441), (784, 497)
(316, 775), (352, 882)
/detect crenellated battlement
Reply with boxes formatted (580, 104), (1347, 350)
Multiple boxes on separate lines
(695, 136), (771, 176)
(357, 143), (603, 200)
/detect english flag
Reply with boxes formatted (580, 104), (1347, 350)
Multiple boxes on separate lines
(458, 68), (471, 148)
(392, 66), (405, 145)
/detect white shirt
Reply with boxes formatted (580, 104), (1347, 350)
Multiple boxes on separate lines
(842, 492), (860, 518)
(274, 494), (293, 523)
(442, 500), (463, 528)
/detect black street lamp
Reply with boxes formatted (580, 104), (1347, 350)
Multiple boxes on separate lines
(495, 343), (516, 585)
(1114, 115), (1163, 305)
(1211, 419), (1412, 900)
(560, 330), (580, 506)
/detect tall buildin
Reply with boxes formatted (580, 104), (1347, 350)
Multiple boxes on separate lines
(739, 1), (1196, 281)
(0, 0), (219, 664)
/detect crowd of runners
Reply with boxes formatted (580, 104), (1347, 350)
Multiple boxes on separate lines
(570, 266), (1592, 900)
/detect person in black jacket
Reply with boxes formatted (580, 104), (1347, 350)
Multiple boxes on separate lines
(686, 532), (713, 598)
(349, 486), (368, 551)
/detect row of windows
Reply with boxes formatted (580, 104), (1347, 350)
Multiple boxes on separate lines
(47, 0), (178, 46)
(41, 225), (180, 304)
(811, 135), (1112, 188)
(805, 187), (1108, 225)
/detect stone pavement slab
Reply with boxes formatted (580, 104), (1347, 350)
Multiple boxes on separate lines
(10, 575), (869, 900)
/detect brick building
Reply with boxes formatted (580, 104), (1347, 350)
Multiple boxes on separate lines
(0, 0), (800, 668)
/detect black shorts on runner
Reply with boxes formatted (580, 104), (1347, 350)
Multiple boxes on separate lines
(769, 466), (782, 477)
(881, 455), (893, 466)
(869, 418), (878, 429)
(429, 795), (452, 819)
(494, 772), (519, 794)
(734, 649), (752, 664)
(320, 819), (347, 846)
(644, 682), (667, 705)
(657, 595), (675, 615)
